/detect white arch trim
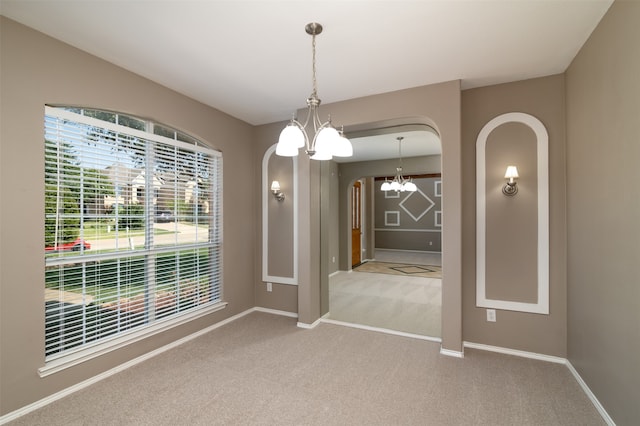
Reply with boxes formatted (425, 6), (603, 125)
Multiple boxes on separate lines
(476, 112), (549, 314)
(262, 145), (298, 285)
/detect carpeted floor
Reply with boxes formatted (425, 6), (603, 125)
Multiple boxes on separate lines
(328, 250), (442, 337)
(329, 270), (441, 337)
(7, 312), (605, 426)
(354, 261), (442, 278)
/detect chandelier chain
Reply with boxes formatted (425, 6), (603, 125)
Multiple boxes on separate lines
(311, 32), (318, 99)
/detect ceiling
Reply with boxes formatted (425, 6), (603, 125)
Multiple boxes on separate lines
(336, 125), (441, 163)
(1, 0), (612, 127)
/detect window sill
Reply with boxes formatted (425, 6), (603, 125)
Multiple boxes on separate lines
(39, 302), (227, 377)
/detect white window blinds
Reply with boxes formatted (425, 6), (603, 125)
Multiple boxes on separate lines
(44, 106), (222, 361)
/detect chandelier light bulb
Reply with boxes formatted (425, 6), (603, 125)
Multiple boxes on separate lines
(403, 181), (417, 192)
(276, 123), (305, 156)
(333, 131), (353, 157)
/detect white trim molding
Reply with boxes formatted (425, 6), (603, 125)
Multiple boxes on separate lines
(0, 310), (614, 426)
(39, 302), (228, 377)
(384, 210), (400, 226)
(322, 318), (442, 343)
(296, 317), (323, 329)
(399, 187), (435, 221)
(463, 341), (564, 364)
(440, 347), (464, 358)
(262, 145), (298, 285)
(2, 307), (253, 425)
(566, 361), (616, 426)
(253, 306), (298, 318)
(476, 112), (549, 314)
(463, 342), (615, 426)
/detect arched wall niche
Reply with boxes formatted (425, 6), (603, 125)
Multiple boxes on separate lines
(262, 144), (298, 285)
(476, 112), (549, 314)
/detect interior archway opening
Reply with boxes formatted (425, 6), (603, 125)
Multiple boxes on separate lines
(325, 122), (443, 339)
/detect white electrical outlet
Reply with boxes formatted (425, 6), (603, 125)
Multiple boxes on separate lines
(266, 282), (272, 292)
(332, 256), (335, 263)
(486, 309), (496, 322)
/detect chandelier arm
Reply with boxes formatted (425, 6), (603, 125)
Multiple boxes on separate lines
(298, 105), (313, 132)
(309, 131), (319, 155)
(312, 105), (323, 134)
(299, 103), (319, 153)
(296, 123), (311, 152)
(309, 117), (331, 153)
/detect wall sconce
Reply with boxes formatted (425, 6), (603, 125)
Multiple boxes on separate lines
(502, 166), (519, 196)
(270, 181), (285, 202)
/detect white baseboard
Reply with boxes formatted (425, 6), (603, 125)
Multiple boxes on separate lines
(297, 317), (323, 329)
(374, 248), (440, 254)
(565, 361), (616, 426)
(463, 341), (615, 426)
(463, 341), (565, 364)
(0, 312), (615, 426)
(0, 307), (257, 425)
(439, 347), (464, 358)
(321, 318), (442, 343)
(253, 306), (298, 318)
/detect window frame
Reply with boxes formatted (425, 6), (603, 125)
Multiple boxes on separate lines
(41, 106), (225, 376)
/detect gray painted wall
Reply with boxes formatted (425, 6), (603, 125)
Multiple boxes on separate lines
(374, 175), (442, 252)
(338, 155), (442, 269)
(3, 3), (637, 423)
(0, 17), (256, 415)
(256, 83), (464, 351)
(566, 1), (640, 424)
(461, 74), (567, 357)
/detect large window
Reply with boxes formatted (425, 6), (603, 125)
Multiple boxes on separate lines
(44, 106), (223, 367)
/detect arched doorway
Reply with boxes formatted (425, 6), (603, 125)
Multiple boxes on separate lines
(326, 123), (443, 339)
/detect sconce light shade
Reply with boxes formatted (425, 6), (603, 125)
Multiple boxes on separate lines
(503, 165), (519, 196)
(504, 166), (519, 181)
(270, 180), (285, 201)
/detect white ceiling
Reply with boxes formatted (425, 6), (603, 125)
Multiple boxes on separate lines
(336, 126), (441, 163)
(1, 0), (612, 129)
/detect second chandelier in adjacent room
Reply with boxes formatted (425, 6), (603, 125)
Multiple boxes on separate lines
(380, 137), (417, 192)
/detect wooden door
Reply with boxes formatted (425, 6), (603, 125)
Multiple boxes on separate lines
(351, 181), (362, 267)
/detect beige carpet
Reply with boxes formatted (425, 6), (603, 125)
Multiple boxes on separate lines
(329, 270), (441, 337)
(8, 312), (605, 426)
(354, 261), (442, 278)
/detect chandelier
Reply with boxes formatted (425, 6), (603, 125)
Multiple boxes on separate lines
(380, 137), (417, 192)
(275, 22), (353, 160)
